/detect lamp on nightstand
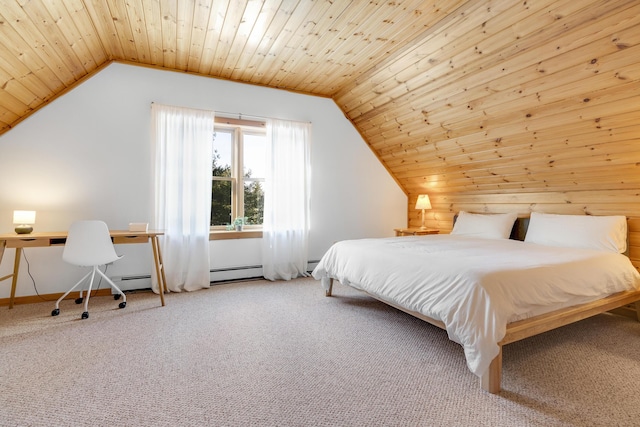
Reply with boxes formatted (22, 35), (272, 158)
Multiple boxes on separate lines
(415, 195), (431, 230)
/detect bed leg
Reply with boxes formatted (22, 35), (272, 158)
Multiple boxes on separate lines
(480, 346), (502, 394)
(635, 301), (640, 322)
(325, 278), (334, 297)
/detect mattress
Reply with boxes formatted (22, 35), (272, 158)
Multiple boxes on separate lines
(312, 235), (640, 377)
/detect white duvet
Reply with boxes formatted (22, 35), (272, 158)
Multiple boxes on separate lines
(312, 235), (640, 378)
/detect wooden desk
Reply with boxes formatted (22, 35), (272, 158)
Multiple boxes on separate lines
(0, 230), (167, 309)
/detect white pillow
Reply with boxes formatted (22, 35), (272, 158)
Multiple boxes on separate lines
(524, 212), (627, 253)
(451, 211), (518, 240)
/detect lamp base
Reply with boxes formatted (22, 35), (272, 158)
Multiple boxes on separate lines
(15, 225), (33, 234)
(420, 209), (427, 230)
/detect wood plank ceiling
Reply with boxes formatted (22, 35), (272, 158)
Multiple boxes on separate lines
(1, 0), (639, 229)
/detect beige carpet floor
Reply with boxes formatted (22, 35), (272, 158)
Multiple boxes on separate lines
(1, 277), (639, 426)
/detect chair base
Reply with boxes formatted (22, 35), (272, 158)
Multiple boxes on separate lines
(52, 266), (126, 319)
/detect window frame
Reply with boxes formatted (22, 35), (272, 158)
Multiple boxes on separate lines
(211, 117), (266, 231)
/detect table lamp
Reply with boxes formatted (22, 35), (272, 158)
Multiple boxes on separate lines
(414, 195), (431, 230)
(13, 210), (36, 234)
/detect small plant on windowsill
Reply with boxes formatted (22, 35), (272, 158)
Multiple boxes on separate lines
(233, 217), (247, 231)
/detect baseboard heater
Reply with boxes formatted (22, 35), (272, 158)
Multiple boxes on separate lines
(113, 260), (319, 290)
(209, 260), (319, 274)
(118, 274), (150, 281)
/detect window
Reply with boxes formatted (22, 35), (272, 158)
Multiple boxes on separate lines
(211, 118), (266, 229)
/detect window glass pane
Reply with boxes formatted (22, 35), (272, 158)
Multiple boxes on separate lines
(243, 133), (266, 179)
(244, 180), (264, 225)
(210, 125), (266, 228)
(211, 180), (232, 226)
(213, 130), (233, 177)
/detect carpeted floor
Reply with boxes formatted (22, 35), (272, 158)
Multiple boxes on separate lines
(1, 277), (639, 427)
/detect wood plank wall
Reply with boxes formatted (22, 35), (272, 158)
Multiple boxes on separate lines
(334, 1), (640, 243)
(0, 0), (638, 242)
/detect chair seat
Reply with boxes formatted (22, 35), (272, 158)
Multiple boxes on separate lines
(72, 255), (122, 268)
(52, 220), (127, 319)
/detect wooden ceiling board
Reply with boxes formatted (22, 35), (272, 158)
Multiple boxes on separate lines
(352, 0), (627, 131)
(41, 0), (103, 71)
(0, 8), (66, 94)
(333, 0), (518, 114)
(239, 0), (317, 83)
(215, 0), (263, 79)
(292, 0), (445, 94)
(260, 0), (346, 88)
(80, 0), (122, 59)
(1, 0), (639, 226)
(15, 0), (87, 80)
(230, 0), (298, 82)
(62, 0), (110, 64)
(387, 124), (640, 175)
(106, 0), (142, 62)
(389, 117), (638, 185)
(370, 73), (639, 158)
(274, 0), (368, 90)
(156, 0), (178, 69)
(0, 36), (52, 104)
(362, 37), (637, 171)
(125, 0), (154, 64)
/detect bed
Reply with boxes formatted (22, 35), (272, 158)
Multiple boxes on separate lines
(312, 212), (640, 393)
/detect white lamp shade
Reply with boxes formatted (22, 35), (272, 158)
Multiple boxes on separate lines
(414, 195), (432, 210)
(13, 210), (36, 225)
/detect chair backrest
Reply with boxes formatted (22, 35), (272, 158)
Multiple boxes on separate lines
(63, 220), (122, 267)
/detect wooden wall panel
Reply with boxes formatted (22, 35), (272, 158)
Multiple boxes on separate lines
(410, 191), (640, 233)
(368, 0), (640, 232)
(0, 0), (639, 240)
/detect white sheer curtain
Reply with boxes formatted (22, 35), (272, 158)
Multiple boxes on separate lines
(262, 119), (311, 281)
(151, 103), (213, 292)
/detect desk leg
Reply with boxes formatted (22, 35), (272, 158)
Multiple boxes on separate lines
(157, 239), (168, 297)
(151, 236), (166, 307)
(9, 247), (22, 309)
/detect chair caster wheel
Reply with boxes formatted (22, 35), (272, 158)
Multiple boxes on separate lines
(81, 312), (89, 319)
(51, 308), (60, 316)
(114, 294), (121, 300)
(118, 302), (126, 309)
(75, 297), (83, 304)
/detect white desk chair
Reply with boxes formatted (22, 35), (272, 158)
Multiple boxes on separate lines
(52, 220), (126, 319)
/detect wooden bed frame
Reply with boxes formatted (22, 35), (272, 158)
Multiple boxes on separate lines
(323, 216), (640, 393)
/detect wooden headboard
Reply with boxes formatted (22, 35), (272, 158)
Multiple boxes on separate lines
(627, 218), (640, 270)
(509, 217), (529, 241)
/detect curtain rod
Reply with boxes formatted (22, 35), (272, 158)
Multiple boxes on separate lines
(215, 111), (311, 125)
(151, 103), (311, 124)
(216, 111), (266, 121)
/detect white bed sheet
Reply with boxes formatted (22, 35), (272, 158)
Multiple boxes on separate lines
(311, 235), (640, 377)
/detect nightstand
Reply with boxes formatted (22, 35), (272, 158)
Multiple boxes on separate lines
(394, 228), (440, 236)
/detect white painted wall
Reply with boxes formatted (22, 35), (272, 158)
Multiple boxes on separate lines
(0, 63), (406, 298)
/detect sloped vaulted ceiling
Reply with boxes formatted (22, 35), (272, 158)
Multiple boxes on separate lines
(0, 0), (462, 128)
(1, 0), (639, 229)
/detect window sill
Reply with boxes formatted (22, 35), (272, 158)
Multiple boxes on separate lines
(209, 230), (263, 240)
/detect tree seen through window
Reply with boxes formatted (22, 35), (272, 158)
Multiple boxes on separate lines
(211, 125), (265, 228)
